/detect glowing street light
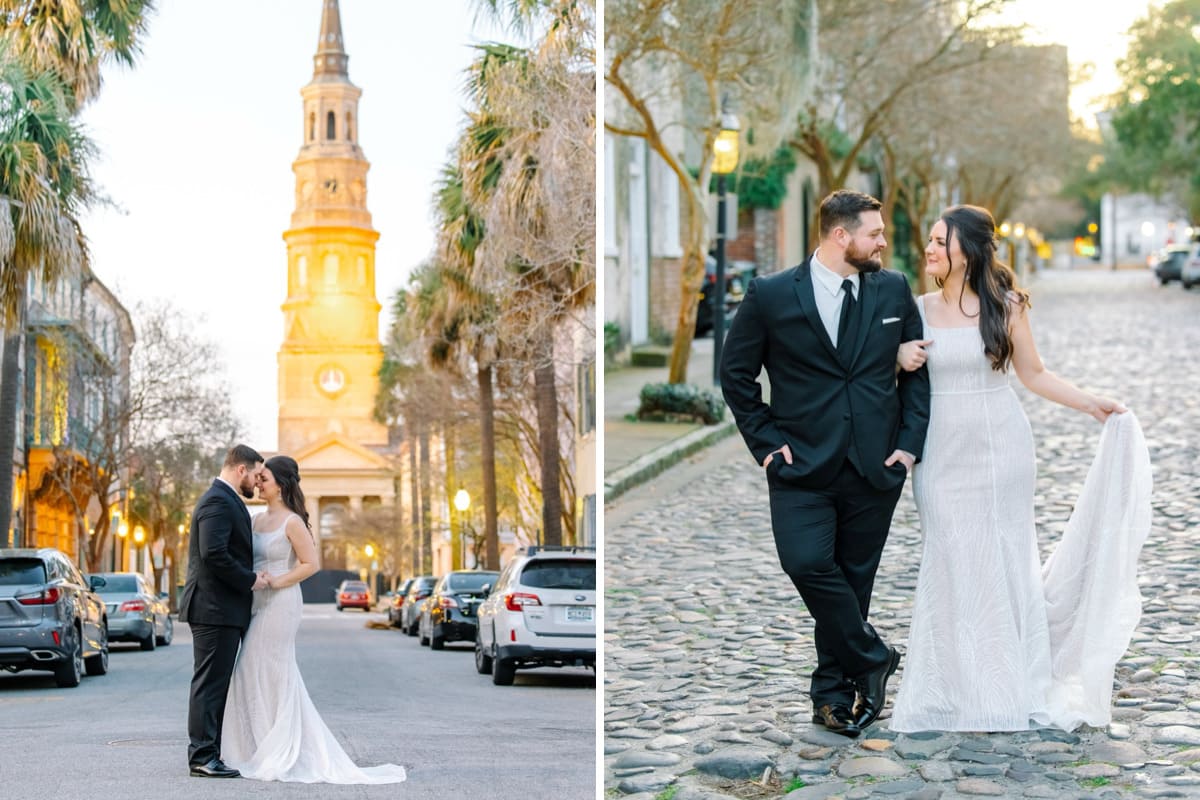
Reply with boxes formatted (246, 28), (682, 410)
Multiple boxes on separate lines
(454, 489), (471, 512)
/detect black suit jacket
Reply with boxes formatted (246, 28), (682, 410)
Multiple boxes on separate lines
(720, 259), (931, 491)
(178, 479), (258, 629)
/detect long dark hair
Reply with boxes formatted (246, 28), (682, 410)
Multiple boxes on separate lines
(937, 205), (1031, 372)
(265, 455), (311, 531)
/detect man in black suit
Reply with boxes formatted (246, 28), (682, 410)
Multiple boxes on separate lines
(179, 444), (267, 778)
(720, 190), (930, 737)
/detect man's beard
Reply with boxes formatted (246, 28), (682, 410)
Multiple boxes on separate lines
(239, 475), (257, 499)
(846, 241), (883, 273)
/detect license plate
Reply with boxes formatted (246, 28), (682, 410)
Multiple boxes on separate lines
(566, 606), (593, 622)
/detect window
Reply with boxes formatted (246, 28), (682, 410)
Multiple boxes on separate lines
(308, 111), (315, 141)
(0, 558), (46, 585)
(326, 110), (336, 140)
(346, 112), (353, 142)
(447, 572), (499, 592)
(576, 357), (595, 435)
(520, 558), (595, 590)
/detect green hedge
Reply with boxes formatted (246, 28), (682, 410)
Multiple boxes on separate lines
(636, 382), (725, 425)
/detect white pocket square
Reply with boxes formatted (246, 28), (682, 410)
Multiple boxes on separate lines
(882, 317), (901, 325)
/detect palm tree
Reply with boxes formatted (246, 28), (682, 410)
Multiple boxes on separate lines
(0, 47), (92, 544)
(0, 1), (155, 546)
(460, 3), (595, 546)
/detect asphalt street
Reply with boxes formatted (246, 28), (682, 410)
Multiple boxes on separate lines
(0, 604), (596, 800)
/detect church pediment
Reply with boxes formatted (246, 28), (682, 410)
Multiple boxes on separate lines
(289, 434), (391, 471)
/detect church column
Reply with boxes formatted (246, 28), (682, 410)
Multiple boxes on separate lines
(350, 496), (363, 514)
(307, 496), (322, 568)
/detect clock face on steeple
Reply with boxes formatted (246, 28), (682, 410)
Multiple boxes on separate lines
(316, 365), (347, 397)
(323, 177), (339, 196)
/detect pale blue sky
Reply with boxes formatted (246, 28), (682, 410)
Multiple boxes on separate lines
(79, 0), (508, 450)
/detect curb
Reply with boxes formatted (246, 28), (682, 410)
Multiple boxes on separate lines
(603, 419), (738, 503)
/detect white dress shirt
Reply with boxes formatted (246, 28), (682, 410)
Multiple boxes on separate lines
(810, 251), (858, 347)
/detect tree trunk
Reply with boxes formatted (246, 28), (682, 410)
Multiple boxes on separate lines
(533, 334), (563, 547)
(418, 421), (432, 573)
(666, 185), (709, 383)
(0, 288), (25, 547)
(444, 426), (459, 570)
(478, 364), (500, 571)
(408, 428), (419, 577)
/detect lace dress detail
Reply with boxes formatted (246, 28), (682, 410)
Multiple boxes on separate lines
(221, 515), (406, 783)
(889, 296), (1151, 732)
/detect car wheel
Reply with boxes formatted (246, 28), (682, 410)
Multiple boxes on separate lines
(492, 656), (516, 686)
(336, 604), (343, 612)
(475, 630), (493, 675)
(85, 623), (109, 676)
(419, 620), (429, 646)
(157, 616), (173, 647)
(140, 624), (156, 651)
(406, 618), (417, 636)
(54, 625), (83, 688)
(430, 631), (445, 650)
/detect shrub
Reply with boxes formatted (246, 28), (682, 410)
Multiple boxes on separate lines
(636, 382), (725, 425)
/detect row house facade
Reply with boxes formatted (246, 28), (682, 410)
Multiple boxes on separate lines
(11, 268), (134, 568)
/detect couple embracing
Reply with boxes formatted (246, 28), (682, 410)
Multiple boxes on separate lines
(720, 190), (1151, 737)
(178, 445), (406, 782)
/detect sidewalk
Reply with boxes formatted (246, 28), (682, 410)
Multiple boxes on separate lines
(603, 335), (739, 502)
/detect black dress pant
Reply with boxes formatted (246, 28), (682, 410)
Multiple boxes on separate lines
(767, 458), (904, 709)
(187, 622), (243, 766)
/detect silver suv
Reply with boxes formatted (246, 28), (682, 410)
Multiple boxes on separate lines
(475, 546), (596, 685)
(0, 548), (109, 687)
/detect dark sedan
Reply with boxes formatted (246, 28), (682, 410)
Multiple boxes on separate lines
(0, 548), (109, 687)
(386, 578), (415, 628)
(1153, 243), (1193, 284)
(401, 575), (436, 636)
(419, 570), (500, 651)
(88, 572), (173, 651)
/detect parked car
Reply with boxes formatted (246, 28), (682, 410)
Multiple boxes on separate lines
(87, 572), (173, 650)
(419, 570), (500, 650)
(694, 253), (750, 336)
(0, 548), (109, 687)
(1152, 243), (1194, 284)
(334, 580), (371, 612)
(400, 575), (436, 635)
(1179, 242), (1200, 289)
(385, 578), (415, 628)
(476, 545), (596, 686)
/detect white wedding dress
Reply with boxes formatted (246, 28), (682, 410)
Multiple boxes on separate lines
(889, 296), (1152, 733)
(222, 514), (406, 783)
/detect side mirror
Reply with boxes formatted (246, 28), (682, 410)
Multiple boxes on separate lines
(89, 576), (107, 590)
(481, 583), (491, 597)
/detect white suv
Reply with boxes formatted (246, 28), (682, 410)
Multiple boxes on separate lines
(475, 546), (596, 685)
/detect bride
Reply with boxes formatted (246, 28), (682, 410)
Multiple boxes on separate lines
(888, 204), (1151, 733)
(221, 455), (406, 783)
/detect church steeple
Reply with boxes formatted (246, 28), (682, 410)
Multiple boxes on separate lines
(277, 0), (386, 456)
(313, 0), (349, 80)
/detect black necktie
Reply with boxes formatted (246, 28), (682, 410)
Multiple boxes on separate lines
(837, 278), (858, 360)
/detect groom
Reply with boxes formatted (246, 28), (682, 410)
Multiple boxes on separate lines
(720, 189), (930, 737)
(179, 444), (268, 777)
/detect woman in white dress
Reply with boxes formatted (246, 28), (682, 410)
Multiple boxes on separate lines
(221, 455), (406, 783)
(888, 204), (1150, 733)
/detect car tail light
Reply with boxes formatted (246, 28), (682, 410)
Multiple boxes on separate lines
(52, 630), (61, 646)
(505, 592), (541, 612)
(415, 592), (428, 601)
(16, 587), (60, 605)
(120, 600), (147, 612)
(439, 596), (459, 609)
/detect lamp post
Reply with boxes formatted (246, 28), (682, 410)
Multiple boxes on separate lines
(711, 105), (740, 387)
(364, 543), (377, 601)
(133, 524), (145, 573)
(453, 489), (470, 570)
(116, 518), (129, 571)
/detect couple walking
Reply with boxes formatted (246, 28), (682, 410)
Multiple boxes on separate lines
(721, 190), (1151, 736)
(178, 445), (406, 782)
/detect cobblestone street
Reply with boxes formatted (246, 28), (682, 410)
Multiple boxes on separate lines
(604, 270), (1200, 800)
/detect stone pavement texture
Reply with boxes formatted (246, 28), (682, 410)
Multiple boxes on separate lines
(604, 270), (1200, 800)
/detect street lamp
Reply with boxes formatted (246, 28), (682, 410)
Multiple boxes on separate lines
(133, 525), (145, 573)
(711, 103), (739, 388)
(453, 489), (470, 569)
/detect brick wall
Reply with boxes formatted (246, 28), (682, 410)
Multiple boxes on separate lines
(649, 256), (683, 341)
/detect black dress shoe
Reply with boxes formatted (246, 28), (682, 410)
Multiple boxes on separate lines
(811, 704), (861, 738)
(189, 759), (241, 778)
(853, 646), (901, 729)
